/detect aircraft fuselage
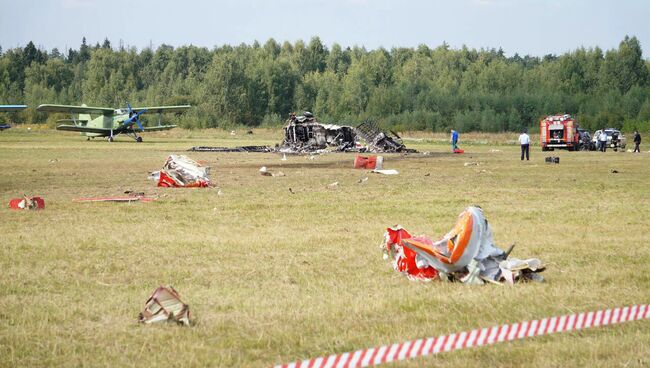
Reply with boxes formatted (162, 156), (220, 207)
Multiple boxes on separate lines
(81, 112), (137, 137)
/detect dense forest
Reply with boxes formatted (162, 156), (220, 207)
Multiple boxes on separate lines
(1, 36), (649, 132)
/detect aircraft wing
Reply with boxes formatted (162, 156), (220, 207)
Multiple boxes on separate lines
(37, 104), (114, 115)
(56, 124), (112, 134)
(132, 105), (191, 114)
(143, 125), (178, 132)
(56, 119), (89, 124)
(0, 105), (27, 112)
(57, 124), (177, 133)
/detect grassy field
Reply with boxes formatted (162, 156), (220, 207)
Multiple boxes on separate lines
(1, 127), (649, 367)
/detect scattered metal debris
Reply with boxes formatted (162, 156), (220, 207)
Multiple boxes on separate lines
(371, 169), (399, 175)
(382, 206), (545, 285)
(355, 120), (415, 153)
(150, 155), (211, 187)
(139, 286), (190, 326)
(188, 146), (272, 153)
(8, 195), (45, 210)
(259, 166), (272, 176)
(327, 181), (339, 190)
(259, 166), (286, 177)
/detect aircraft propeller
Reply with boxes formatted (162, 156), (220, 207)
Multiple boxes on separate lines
(121, 103), (147, 131)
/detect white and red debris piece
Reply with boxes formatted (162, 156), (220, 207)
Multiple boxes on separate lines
(355, 155), (399, 174)
(8, 196), (45, 210)
(382, 206), (544, 285)
(354, 155), (383, 170)
(139, 286), (190, 326)
(149, 154), (211, 188)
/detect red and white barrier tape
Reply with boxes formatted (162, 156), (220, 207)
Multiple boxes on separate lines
(275, 304), (649, 368)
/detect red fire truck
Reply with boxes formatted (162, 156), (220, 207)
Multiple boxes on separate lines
(540, 114), (581, 151)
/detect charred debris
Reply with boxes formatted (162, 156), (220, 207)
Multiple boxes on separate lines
(188, 112), (416, 154)
(355, 120), (415, 153)
(281, 112), (356, 153)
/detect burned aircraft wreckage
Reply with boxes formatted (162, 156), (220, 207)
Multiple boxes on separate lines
(189, 112), (415, 153)
(281, 112), (356, 152)
(281, 112), (415, 153)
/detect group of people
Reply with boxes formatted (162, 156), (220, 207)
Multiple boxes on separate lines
(595, 129), (642, 153)
(451, 128), (641, 161)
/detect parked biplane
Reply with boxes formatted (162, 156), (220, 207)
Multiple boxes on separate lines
(0, 105), (27, 130)
(36, 103), (190, 142)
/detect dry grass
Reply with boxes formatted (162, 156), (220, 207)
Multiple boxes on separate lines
(0, 128), (649, 367)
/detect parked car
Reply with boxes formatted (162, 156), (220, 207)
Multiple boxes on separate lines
(592, 128), (627, 151)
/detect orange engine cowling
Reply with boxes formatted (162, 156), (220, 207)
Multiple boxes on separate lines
(402, 207), (485, 273)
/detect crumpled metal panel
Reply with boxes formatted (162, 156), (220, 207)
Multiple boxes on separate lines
(139, 286), (190, 326)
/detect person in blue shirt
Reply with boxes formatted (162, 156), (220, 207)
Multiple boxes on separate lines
(450, 129), (459, 151)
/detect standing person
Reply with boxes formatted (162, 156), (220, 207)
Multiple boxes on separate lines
(450, 129), (459, 151)
(519, 128), (530, 161)
(633, 130), (641, 153)
(596, 130), (602, 151)
(599, 129), (608, 152)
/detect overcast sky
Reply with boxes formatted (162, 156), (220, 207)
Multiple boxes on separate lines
(1, 0), (649, 57)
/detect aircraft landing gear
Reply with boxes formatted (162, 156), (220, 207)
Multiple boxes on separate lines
(136, 136), (143, 143)
(87, 137), (90, 141)
(108, 136), (114, 142)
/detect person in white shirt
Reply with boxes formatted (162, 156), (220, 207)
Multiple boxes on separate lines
(519, 129), (530, 161)
(598, 129), (608, 152)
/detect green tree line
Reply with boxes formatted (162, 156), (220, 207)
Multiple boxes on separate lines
(1, 36), (650, 132)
